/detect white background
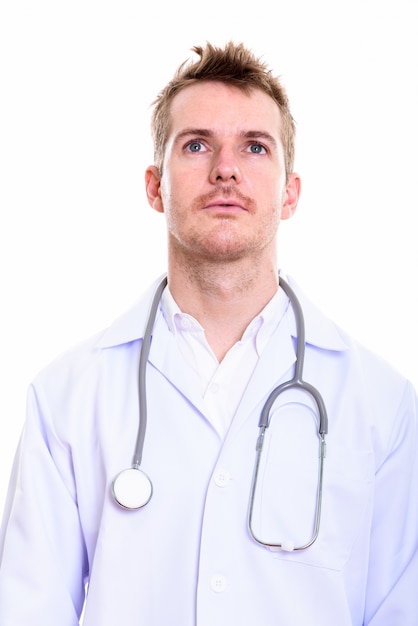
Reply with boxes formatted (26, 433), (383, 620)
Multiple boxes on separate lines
(1, 0), (417, 513)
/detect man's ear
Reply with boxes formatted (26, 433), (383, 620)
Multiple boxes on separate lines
(145, 166), (164, 213)
(281, 172), (301, 220)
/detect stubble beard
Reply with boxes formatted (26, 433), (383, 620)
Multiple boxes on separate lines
(167, 185), (280, 268)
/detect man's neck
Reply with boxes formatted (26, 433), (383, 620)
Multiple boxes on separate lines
(167, 257), (279, 362)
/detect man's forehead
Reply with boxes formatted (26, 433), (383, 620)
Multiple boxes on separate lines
(168, 81), (283, 136)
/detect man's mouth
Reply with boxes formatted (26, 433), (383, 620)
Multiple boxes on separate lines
(204, 200), (246, 211)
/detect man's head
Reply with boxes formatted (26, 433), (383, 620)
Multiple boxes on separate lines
(150, 42), (296, 181)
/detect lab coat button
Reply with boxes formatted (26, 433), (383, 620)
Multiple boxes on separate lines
(214, 469), (231, 487)
(210, 574), (227, 593)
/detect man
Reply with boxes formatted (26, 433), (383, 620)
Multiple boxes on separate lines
(0, 42), (417, 625)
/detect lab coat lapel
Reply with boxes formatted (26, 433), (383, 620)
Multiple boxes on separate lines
(147, 314), (208, 416)
(226, 276), (349, 439)
(228, 314), (297, 436)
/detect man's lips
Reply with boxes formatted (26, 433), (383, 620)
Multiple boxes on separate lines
(193, 187), (255, 213)
(203, 200), (247, 211)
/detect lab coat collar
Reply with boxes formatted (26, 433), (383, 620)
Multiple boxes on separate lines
(96, 275), (168, 349)
(284, 275), (349, 352)
(95, 273), (349, 353)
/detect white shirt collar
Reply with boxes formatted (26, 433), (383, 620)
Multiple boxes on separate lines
(160, 284), (289, 357)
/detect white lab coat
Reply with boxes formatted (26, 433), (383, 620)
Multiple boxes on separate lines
(0, 275), (417, 625)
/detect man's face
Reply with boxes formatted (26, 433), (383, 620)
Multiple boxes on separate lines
(146, 81), (299, 264)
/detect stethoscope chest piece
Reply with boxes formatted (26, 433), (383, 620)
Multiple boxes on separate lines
(112, 468), (153, 510)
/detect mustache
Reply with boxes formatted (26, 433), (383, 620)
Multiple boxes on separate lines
(193, 185), (256, 211)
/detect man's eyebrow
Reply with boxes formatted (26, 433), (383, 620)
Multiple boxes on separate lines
(173, 128), (278, 146)
(240, 130), (278, 146)
(173, 128), (214, 143)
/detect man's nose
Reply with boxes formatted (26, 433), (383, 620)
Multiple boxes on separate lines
(209, 148), (242, 184)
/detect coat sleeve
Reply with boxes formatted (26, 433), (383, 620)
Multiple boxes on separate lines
(365, 380), (418, 625)
(0, 383), (87, 625)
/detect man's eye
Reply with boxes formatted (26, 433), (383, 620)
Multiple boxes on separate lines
(187, 141), (204, 152)
(248, 143), (266, 154)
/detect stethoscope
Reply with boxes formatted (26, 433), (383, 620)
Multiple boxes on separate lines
(112, 275), (328, 551)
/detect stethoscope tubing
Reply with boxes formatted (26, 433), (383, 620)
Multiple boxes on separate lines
(133, 275), (168, 468)
(248, 277), (328, 551)
(258, 278), (328, 436)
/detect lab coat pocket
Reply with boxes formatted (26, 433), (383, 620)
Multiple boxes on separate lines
(249, 400), (374, 570)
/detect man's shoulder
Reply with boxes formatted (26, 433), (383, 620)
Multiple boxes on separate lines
(31, 275), (166, 389)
